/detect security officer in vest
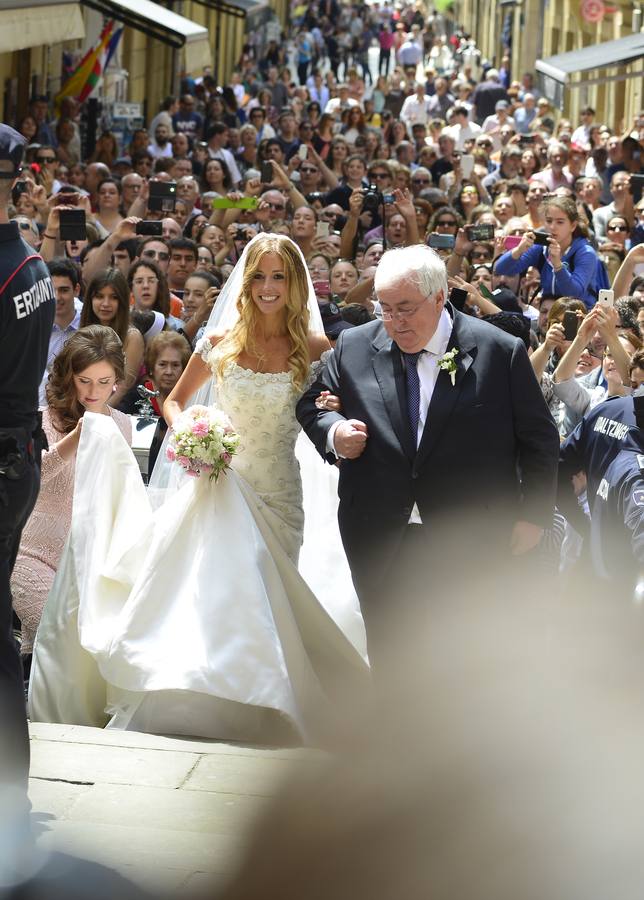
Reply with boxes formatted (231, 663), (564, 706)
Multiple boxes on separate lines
(0, 123), (54, 867)
(589, 395), (644, 592)
(559, 390), (641, 538)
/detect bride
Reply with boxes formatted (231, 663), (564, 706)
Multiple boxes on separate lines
(29, 234), (369, 744)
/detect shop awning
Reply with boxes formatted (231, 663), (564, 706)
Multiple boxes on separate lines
(80, 0), (211, 71)
(0, 1), (85, 52)
(537, 34), (644, 87)
(191, 0), (267, 21)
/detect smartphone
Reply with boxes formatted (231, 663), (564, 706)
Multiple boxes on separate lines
(260, 161), (273, 183)
(298, 144), (308, 160)
(629, 173), (644, 193)
(382, 193), (395, 204)
(312, 280), (330, 296)
(428, 233), (455, 250)
(148, 181), (176, 212)
(316, 221), (329, 238)
(479, 283), (494, 301)
(533, 230), (550, 246)
(460, 154), (474, 178)
(59, 209), (86, 241)
(519, 134), (535, 147)
(449, 287), (468, 311)
(504, 235), (522, 250)
(563, 310), (579, 341)
(11, 181), (28, 204)
(136, 220), (163, 236)
(597, 289), (614, 308)
(334, 214), (347, 231)
(466, 223), (494, 242)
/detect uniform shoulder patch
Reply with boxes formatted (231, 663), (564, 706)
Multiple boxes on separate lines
(638, 454), (644, 473)
(632, 489), (644, 507)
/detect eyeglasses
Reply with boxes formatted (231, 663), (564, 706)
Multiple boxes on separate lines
(132, 277), (158, 286)
(374, 299), (427, 322)
(36, 156), (56, 164)
(300, 167), (318, 174)
(412, 178), (430, 185)
(142, 250), (170, 262)
(370, 172), (390, 180)
(436, 219), (457, 227)
(583, 345), (603, 360)
(266, 202), (285, 210)
(607, 224), (628, 232)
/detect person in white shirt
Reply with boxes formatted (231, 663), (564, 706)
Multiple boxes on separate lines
(325, 85), (359, 118)
(444, 106), (482, 151)
(206, 123), (242, 188)
(482, 101), (516, 153)
(147, 123), (174, 159)
(571, 107), (595, 149)
(400, 83), (433, 129)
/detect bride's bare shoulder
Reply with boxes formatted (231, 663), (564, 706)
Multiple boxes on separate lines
(203, 329), (229, 349)
(308, 332), (331, 362)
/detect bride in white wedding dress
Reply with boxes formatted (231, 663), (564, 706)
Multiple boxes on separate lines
(29, 234), (369, 744)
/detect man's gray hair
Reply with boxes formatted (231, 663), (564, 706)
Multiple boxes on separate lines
(374, 245), (448, 303)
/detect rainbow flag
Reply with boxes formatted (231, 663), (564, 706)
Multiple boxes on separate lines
(55, 20), (123, 107)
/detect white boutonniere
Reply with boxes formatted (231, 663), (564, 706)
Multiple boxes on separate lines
(436, 347), (460, 386)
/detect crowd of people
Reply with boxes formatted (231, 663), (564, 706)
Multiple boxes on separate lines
(2, 0), (644, 868)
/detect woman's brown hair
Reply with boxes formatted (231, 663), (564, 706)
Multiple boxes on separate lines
(80, 268), (131, 342)
(46, 324), (125, 434)
(145, 330), (191, 376)
(541, 195), (591, 240)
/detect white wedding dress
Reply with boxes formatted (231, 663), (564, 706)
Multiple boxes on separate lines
(29, 346), (369, 744)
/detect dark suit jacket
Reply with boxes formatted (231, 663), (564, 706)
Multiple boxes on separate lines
(297, 306), (559, 600)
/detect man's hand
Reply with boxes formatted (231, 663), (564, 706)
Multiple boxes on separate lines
(510, 520), (543, 556)
(334, 419), (368, 459)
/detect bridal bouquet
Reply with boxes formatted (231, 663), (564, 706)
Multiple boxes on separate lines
(167, 405), (240, 482)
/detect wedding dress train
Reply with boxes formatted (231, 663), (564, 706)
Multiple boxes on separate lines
(29, 355), (369, 743)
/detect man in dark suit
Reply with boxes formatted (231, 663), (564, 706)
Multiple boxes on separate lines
(297, 245), (559, 660)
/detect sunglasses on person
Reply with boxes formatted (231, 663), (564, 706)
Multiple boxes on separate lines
(141, 249), (170, 262)
(436, 219), (457, 227)
(607, 224), (628, 232)
(266, 202), (285, 210)
(369, 172), (390, 180)
(36, 156), (56, 164)
(412, 177), (430, 185)
(300, 166), (318, 174)
(471, 251), (492, 260)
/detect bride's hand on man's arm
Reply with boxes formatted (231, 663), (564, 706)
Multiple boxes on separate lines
(315, 390), (342, 412)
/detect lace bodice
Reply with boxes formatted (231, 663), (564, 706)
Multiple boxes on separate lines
(195, 337), (330, 560)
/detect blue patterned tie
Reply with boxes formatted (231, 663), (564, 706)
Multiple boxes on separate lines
(403, 350), (424, 442)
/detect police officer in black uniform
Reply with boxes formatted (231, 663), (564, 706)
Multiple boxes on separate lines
(589, 424), (644, 590)
(559, 391), (640, 537)
(0, 125), (54, 844)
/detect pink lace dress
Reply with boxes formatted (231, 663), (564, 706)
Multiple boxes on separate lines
(11, 407), (132, 653)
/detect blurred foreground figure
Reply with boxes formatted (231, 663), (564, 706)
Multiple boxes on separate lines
(216, 572), (644, 900)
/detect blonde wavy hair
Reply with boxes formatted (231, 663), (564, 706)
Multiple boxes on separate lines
(216, 235), (311, 391)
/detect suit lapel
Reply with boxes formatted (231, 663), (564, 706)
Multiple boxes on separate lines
(372, 329), (416, 461)
(414, 308), (476, 472)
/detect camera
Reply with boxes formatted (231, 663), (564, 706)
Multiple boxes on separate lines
(361, 183), (383, 214)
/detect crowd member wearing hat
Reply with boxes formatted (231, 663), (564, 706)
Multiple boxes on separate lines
(0, 123), (55, 873)
(319, 299), (354, 345)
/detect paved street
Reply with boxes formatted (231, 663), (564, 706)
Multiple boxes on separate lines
(28, 723), (325, 895)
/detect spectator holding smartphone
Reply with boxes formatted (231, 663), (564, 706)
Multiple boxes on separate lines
(494, 196), (603, 308)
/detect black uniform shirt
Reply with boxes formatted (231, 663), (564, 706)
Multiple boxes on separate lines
(0, 222), (55, 429)
(590, 448), (644, 585)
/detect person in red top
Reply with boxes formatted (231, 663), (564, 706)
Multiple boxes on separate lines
(379, 24), (395, 76)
